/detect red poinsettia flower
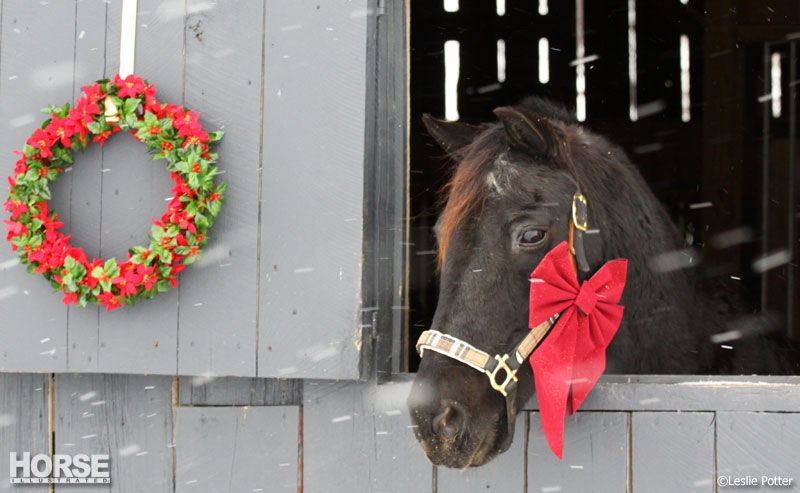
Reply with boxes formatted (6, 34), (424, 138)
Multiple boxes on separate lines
(114, 74), (147, 99)
(3, 219), (27, 240)
(112, 266), (142, 297)
(62, 290), (79, 306)
(4, 200), (28, 220)
(82, 82), (105, 104)
(46, 114), (78, 148)
(97, 290), (124, 311)
(182, 131), (209, 148)
(170, 176), (195, 198)
(69, 97), (101, 133)
(27, 128), (54, 158)
(168, 263), (187, 288)
(13, 150), (29, 177)
(136, 263), (158, 290)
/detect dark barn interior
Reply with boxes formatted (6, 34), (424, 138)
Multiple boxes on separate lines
(407, 0), (800, 371)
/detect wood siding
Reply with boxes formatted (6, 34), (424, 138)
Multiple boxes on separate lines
(0, 0), (369, 380)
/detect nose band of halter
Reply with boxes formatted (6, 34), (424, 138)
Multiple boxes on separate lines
(415, 313), (559, 398)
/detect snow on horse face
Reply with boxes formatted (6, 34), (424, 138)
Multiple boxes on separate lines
(406, 97), (800, 469)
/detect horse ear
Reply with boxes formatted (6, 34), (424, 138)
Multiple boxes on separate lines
(493, 106), (555, 156)
(422, 114), (484, 155)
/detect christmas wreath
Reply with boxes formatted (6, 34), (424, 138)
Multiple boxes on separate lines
(3, 74), (226, 311)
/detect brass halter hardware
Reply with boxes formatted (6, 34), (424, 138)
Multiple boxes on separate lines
(488, 354), (519, 397)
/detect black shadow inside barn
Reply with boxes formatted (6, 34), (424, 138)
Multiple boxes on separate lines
(406, 0), (800, 372)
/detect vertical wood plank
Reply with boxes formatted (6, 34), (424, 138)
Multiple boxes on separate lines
(175, 406), (298, 492)
(632, 412), (715, 492)
(0, 0), (76, 372)
(66, 0), (111, 372)
(303, 380), (375, 492)
(528, 412), (628, 492)
(372, 379), (433, 492)
(178, 0), (262, 376)
(53, 373), (174, 493)
(258, 0), (368, 380)
(0, 373), (50, 492)
(437, 414), (526, 492)
(304, 379), (433, 493)
(717, 412), (800, 486)
(94, 0), (183, 374)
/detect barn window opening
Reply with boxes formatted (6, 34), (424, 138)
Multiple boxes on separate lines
(539, 0), (549, 16)
(771, 51), (782, 119)
(628, 0), (638, 121)
(680, 34), (691, 122)
(575, 0), (586, 122)
(444, 40), (461, 121)
(538, 38), (549, 84)
(497, 39), (507, 83)
(407, 0), (799, 374)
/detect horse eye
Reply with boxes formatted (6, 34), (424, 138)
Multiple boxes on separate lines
(519, 228), (546, 247)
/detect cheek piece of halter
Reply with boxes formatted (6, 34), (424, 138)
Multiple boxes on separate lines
(415, 192), (594, 449)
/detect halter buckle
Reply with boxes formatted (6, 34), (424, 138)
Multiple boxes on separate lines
(488, 354), (519, 397)
(571, 193), (588, 232)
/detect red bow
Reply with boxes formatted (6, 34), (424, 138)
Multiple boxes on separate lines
(528, 242), (627, 459)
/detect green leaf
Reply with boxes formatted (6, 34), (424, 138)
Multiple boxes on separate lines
(123, 98), (141, 114)
(86, 121), (107, 135)
(125, 113), (139, 128)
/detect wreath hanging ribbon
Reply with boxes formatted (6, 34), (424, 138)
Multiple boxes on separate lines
(528, 241), (628, 458)
(4, 74), (226, 311)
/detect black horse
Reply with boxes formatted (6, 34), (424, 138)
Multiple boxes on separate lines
(406, 97), (800, 469)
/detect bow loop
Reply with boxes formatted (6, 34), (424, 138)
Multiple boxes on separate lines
(528, 242), (627, 459)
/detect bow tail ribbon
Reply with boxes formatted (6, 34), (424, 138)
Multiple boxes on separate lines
(528, 242), (628, 459)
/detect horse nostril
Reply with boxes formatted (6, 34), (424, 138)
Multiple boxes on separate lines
(433, 401), (464, 439)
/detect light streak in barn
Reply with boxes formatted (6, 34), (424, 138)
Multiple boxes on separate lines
(771, 51), (782, 118)
(444, 40), (461, 121)
(628, 0), (638, 121)
(539, 38), (550, 84)
(681, 34), (691, 122)
(497, 39), (507, 83)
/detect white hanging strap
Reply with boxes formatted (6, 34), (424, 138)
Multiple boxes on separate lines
(119, 0), (138, 77)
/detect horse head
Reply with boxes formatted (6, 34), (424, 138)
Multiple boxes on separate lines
(406, 97), (698, 468)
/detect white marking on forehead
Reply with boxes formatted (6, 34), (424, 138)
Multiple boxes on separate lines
(486, 155), (517, 195)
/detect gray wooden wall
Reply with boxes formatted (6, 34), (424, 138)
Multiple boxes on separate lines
(1, 373), (798, 492)
(0, 0), (368, 380)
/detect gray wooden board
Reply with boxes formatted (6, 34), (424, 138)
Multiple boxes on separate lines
(53, 373), (174, 493)
(258, 0), (368, 379)
(175, 406), (298, 492)
(437, 413), (526, 492)
(0, 0), (75, 372)
(178, 0), (263, 376)
(716, 412), (800, 487)
(371, 379), (433, 492)
(528, 411), (628, 493)
(0, 373), (49, 492)
(304, 379), (433, 492)
(65, 0), (111, 372)
(1, 0), (373, 381)
(632, 412), (715, 492)
(92, 0), (182, 374)
(523, 375), (800, 412)
(178, 376), (301, 406)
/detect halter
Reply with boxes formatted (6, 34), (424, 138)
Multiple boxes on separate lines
(415, 192), (590, 433)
